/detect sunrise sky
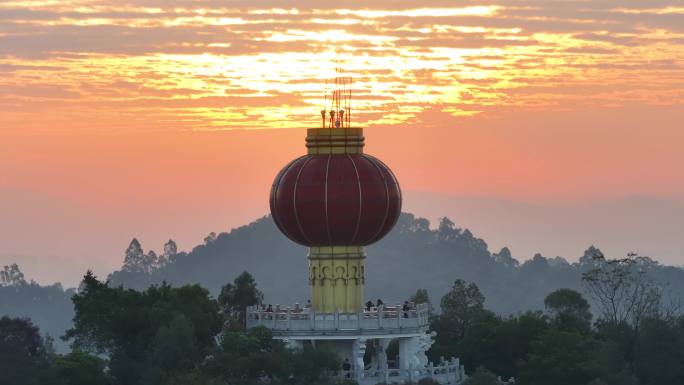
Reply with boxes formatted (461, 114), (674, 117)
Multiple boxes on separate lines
(1, 0), (684, 286)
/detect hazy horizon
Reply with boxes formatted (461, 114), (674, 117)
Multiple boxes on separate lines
(2, 189), (682, 288)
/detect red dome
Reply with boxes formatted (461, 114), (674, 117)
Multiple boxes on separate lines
(270, 154), (402, 246)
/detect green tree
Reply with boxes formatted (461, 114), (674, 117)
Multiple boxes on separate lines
(588, 341), (638, 385)
(203, 326), (339, 385)
(219, 271), (264, 329)
(440, 279), (486, 339)
(65, 271), (222, 385)
(517, 329), (598, 385)
(43, 351), (111, 385)
(411, 288), (430, 305)
(144, 314), (200, 384)
(443, 311), (547, 379)
(544, 288), (592, 331)
(204, 232), (217, 244)
(159, 239), (178, 267)
(429, 281), (541, 378)
(492, 247), (519, 268)
(632, 317), (684, 385)
(582, 253), (661, 326)
(0, 316), (49, 385)
(122, 238), (145, 273)
(142, 250), (158, 273)
(0, 263), (26, 286)
(290, 343), (341, 384)
(437, 217), (461, 241)
(462, 366), (499, 385)
(578, 245), (604, 266)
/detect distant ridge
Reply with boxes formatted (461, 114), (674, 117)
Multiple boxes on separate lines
(3, 212), (684, 352)
(107, 213), (684, 316)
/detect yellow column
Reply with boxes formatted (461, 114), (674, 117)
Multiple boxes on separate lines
(308, 246), (365, 313)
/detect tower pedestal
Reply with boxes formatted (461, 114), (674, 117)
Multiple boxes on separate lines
(246, 303), (466, 384)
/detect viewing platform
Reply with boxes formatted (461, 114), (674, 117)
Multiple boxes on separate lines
(246, 303), (430, 338)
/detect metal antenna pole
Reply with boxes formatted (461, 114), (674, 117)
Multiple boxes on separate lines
(348, 77), (352, 128)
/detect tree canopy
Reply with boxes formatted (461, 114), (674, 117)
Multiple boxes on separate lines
(65, 271), (222, 384)
(429, 277), (684, 385)
(544, 288), (592, 331)
(218, 271), (264, 329)
(0, 316), (49, 385)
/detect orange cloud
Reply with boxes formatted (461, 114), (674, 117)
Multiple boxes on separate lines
(0, 1), (682, 132)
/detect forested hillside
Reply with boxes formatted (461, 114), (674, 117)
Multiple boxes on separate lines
(108, 213), (684, 316)
(3, 213), (684, 352)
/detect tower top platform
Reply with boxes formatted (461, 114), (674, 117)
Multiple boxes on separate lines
(246, 303), (429, 340)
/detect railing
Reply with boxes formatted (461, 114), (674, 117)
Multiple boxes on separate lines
(246, 303), (430, 336)
(326, 357), (466, 385)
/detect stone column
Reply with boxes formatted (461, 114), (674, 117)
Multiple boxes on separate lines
(398, 336), (416, 379)
(378, 338), (391, 383)
(416, 332), (436, 367)
(399, 335), (432, 382)
(352, 338), (367, 384)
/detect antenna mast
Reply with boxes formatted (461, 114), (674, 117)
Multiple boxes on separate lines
(320, 65), (352, 129)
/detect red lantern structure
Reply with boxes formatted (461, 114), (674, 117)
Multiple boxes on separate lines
(270, 75), (401, 248)
(268, 74), (402, 314)
(270, 143), (401, 247)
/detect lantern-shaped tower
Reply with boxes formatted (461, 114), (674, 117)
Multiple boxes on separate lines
(270, 129), (401, 313)
(247, 75), (465, 385)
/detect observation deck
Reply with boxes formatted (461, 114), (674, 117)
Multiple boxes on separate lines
(246, 303), (430, 339)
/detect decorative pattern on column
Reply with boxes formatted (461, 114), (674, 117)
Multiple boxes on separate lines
(308, 246), (365, 312)
(415, 332), (436, 368)
(399, 332), (437, 381)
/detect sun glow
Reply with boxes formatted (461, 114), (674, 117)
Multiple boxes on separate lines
(334, 6), (500, 18)
(1, 2), (683, 131)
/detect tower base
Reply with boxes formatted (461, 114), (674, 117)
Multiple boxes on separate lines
(247, 303), (466, 384)
(281, 333), (465, 385)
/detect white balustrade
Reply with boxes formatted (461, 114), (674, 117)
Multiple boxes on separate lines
(246, 302), (431, 336)
(323, 358), (466, 385)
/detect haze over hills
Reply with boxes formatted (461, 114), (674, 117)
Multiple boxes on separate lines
(2, 188), (683, 288)
(105, 213), (684, 315)
(404, 191), (684, 266)
(3, 212), (684, 353)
